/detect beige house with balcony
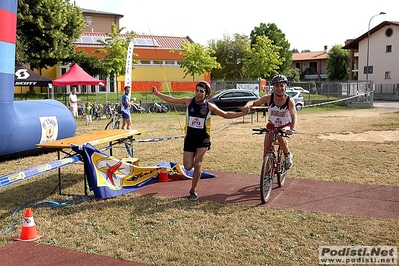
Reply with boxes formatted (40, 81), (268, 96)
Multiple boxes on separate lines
(343, 21), (399, 88)
(291, 46), (329, 82)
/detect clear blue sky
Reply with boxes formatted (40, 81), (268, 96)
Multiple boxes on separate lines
(76, 0), (397, 52)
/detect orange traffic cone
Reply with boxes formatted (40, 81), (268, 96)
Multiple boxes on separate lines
(158, 168), (170, 182)
(14, 208), (43, 242)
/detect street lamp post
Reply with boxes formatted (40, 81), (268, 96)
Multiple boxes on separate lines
(365, 12), (386, 101)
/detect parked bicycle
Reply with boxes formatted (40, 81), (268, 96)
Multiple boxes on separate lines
(91, 102), (103, 120)
(103, 101), (117, 119)
(252, 127), (289, 204)
(105, 111), (121, 130)
(131, 100), (147, 113)
(149, 99), (169, 113)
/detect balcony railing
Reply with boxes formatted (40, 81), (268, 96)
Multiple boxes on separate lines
(304, 74), (328, 80)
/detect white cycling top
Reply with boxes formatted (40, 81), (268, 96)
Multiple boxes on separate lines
(268, 93), (292, 127)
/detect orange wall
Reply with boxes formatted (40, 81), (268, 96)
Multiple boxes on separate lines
(131, 80), (212, 93)
(171, 81), (198, 92)
(131, 81), (162, 92)
(134, 48), (182, 60)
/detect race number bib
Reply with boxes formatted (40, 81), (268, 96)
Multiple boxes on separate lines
(188, 116), (205, 129)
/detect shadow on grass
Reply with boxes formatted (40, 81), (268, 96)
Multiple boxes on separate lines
(0, 162), (87, 219)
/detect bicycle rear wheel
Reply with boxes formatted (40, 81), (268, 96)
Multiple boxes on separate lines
(277, 149), (287, 187)
(260, 154), (274, 204)
(149, 105), (157, 113)
(161, 105), (169, 113)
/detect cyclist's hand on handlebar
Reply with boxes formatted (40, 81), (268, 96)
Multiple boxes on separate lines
(286, 129), (295, 135)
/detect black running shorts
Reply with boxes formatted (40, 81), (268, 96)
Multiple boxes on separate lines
(183, 134), (211, 152)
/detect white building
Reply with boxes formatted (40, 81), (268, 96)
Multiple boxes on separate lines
(343, 21), (399, 97)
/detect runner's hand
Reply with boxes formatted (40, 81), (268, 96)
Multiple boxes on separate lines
(151, 86), (158, 95)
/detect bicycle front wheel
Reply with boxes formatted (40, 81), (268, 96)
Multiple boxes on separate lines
(105, 120), (113, 130)
(260, 154), (274, 204)
(277, 149), (287, 187)
(113, 120), (120, 129)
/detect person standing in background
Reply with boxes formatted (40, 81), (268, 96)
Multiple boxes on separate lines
(69, 86), (80, 119)
(121, 86), (137, 130)
(84, 101), (92, 126)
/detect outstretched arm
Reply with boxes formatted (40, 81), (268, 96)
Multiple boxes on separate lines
(243, 94), (270, 112)
(151, 86), (191, 105)
(208, 102), (249, 118)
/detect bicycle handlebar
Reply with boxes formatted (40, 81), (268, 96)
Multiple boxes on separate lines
(252, 128), (289, 137)
(252, 128), (267, 134)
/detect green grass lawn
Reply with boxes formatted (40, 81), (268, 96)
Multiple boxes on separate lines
(1, 102), (398, 266)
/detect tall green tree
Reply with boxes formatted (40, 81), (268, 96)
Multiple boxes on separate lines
(16, 0), (85, 69)
(209, 34), (250, 80)
(327, 45), (350, 81)
(250, 23), (292, 75)
(284, 67), (301, 82)
(242, 36), (282, 79)
(95, 23), (136, 92)
(171, 41), (221, 80)
(73, 50), (108, 77)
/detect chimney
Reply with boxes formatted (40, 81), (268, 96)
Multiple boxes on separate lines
(324, 45), (328, 53)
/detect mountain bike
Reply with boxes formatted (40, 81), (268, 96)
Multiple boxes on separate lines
(252, 127), (289, 204)
(149, 99), (169, 113)
(105, 111), (121, 130)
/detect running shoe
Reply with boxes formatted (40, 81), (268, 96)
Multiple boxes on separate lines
(189, 189), (198, 201)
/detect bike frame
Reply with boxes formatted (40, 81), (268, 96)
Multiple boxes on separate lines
(267, 129), (284, 173)
(105, 111), (121, 130)
(254, 127), (288, 204)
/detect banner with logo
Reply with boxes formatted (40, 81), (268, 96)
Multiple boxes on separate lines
(71, 143), (216, 199)
(39, 116), (58, 143)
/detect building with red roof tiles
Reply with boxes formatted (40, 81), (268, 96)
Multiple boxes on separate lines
(33, 8), (208, 96)
(291, 46), (329, 81)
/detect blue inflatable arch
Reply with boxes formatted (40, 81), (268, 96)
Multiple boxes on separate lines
(0, 0), (75, 156)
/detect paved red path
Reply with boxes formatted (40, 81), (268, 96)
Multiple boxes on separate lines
(139, 171), (399, 220)
(0, 241), (149, 266)
(2, 172), (398, 266)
